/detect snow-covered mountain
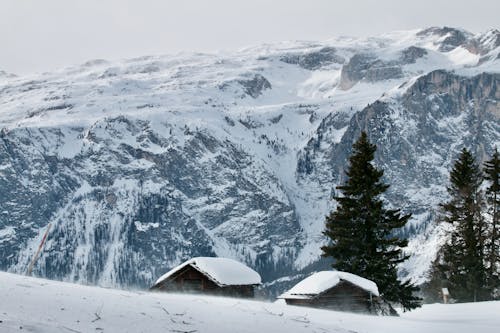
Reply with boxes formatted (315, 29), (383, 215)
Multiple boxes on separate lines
(0, 27), (499, 292)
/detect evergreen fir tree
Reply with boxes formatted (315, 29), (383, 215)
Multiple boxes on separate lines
(435, 148), (488, 302)
(321, 131), (421, 311)
(484, 148), (500, 297)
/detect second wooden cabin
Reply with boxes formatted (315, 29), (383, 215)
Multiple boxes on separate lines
(278, 271), (379, 313)
(150, 257), (261, 298)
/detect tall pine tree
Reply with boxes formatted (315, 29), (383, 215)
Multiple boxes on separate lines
(433, 148), (488, 302)
(321, 132), (421, 311)
(484, 148), (500, 297)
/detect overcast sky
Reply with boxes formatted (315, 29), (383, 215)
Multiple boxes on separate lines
(1, 0), (499, 74)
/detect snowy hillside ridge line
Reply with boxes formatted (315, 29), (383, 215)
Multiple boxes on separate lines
(0, 26), (498, 292)
(2, 272), (500, 333)
(279, 271), (379, 299)
(154, 257), (261, 286)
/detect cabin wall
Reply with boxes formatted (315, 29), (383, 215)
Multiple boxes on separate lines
(152, 265), (254, 298)
(285, 281), (373, 313)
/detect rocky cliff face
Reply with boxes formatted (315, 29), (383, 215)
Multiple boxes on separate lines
(1, 119), (302, 286)
(0, 27), (499, 292)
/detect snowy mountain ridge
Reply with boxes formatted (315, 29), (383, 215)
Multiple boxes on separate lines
(0, 27), (498, 293)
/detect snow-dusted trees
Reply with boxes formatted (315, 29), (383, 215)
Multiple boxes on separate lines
(321, 132), (421, 311)
(428, 148), (500, 302)
(484, 148), (500, 297)
(436, 148), (487, 302)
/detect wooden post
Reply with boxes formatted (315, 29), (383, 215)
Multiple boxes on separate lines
(442, 287), (449, 304)
(26, 223), (51, 276)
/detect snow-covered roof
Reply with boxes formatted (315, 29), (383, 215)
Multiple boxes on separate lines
(279, 271), (379, 299)
(154, 257), (261, 287)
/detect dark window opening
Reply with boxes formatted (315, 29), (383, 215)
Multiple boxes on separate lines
(183, 279), (202, 291)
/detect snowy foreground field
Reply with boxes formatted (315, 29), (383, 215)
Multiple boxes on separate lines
(1, 272), (498, 333)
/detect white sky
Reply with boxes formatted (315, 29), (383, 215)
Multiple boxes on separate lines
(0, 0), (499, 74)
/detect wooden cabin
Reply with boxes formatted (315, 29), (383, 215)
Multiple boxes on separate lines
(279, 271), (379, 313)
(150, 257), (261, 298)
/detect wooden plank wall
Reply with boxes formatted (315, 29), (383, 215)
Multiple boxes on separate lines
(285, 280), (373, 313)
(152, 265), (255, 298)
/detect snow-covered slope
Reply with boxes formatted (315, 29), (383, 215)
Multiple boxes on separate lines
(1, 272), (499, 333)
(0, 27), (499, 292)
